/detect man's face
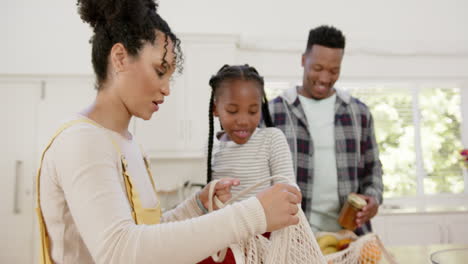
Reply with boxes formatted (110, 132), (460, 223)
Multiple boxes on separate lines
(300, 44), (344, 100)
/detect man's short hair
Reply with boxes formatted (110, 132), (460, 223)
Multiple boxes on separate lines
(305, 25), (346, 52)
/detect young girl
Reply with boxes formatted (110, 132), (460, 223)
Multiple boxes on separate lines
(35, 1), (302, 263)
(199, 64), (297, 263)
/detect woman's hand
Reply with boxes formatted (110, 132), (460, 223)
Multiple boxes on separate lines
(199, 178), (240, 211)
(256, 183), (302, 232)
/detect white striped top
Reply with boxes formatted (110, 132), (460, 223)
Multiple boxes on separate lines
(212, 127), (296, 201)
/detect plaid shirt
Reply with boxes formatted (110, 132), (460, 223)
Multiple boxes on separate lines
(268, 86), (383, 235)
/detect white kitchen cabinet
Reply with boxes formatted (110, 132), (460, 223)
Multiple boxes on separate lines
(373, 209), (468, 246)
(134, 74), (186, 155)
(36, 77), (97, 151)
(383, 215), (443, 245)
(134, 35), (236, 159)
(1, 79), (40, 263)
(0, 76), (102, 264)
(182, 41), (236, 153)
(36, 76), (138, 152)
(445, 214), (468, 244)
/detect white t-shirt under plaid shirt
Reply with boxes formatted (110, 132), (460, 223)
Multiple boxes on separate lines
(298, 93), (342, 233)
(212, 127), (296, 201)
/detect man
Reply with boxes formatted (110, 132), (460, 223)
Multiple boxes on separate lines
(269, 25), (383, 235)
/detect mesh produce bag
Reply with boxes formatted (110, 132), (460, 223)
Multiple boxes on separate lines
(208, 176), (398, 264)
(230, 207), (327, 264)
(316, 230), (398, 264)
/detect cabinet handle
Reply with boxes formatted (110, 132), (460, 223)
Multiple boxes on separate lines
(446, 225), (450, 243)
(179, 120), (184, 140)
(188, 120), (192, 141)
(438, 224), (445, 244)
(13, 160), (22, 214)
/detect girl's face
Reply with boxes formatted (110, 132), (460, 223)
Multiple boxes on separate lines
(213, 80), (262, 144)
(116, 31), (176, 120)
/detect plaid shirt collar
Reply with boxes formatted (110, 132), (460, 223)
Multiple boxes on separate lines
(280, 85), (352, 107)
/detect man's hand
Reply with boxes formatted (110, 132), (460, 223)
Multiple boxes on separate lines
(355, 194), (378, 228)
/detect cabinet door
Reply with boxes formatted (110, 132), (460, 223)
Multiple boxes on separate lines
(385, 215), (443, 246)
(0, 80), (39, 263)
(446, 214), (468, 244)
(183, 42), (235, 154)
(134, 75), (186, 156)
(37, 77), (97, 151)
(371, 215), (388, 244)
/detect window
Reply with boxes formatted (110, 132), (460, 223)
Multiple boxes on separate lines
(264, 81), (291, 100)
(265, 81), (465, 199)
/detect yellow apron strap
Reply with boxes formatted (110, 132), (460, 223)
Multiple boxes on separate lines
(35, 119), (127, 264)
(35, 207), (52, 264)
(142, 156), (161, 223)
(142, 155), (157, 192)
(120, 144), (162, 224)
(140, 146), (162, 223)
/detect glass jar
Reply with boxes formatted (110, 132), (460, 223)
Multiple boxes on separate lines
(338, 193), (367, 230)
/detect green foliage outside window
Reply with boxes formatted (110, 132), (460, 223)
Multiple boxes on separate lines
(419, 88), (463, 194)
(265, 82), (464, 198)
(351, 87), (463, 197)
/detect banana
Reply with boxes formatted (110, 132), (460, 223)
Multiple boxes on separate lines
(317, 235), (339, 250)
(322, 246), (338, 255)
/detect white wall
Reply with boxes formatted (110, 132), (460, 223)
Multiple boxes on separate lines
(3, 0), (468, 75)
(3, 0), (93, 74)
(161, 0), (467, 44)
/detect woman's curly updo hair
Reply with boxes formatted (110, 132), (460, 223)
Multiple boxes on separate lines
(77, 0), (183, 89)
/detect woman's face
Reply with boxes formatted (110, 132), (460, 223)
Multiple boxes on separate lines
(213, 80), (262, 145)
(117, 32), (176, 120)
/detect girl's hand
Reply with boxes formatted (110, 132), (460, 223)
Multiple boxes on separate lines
(256, 183), (302, 232)
(199, 178), (241, 211)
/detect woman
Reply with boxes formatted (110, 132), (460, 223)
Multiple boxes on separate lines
(36, 0), (301, 263)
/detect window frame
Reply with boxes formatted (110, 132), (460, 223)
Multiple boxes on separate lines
(264, 77), (468, 206)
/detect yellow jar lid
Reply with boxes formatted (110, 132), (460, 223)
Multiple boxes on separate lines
(347, 193), (367, 209)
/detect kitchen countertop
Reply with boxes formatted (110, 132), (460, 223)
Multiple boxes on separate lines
(378, 205), (468, 215)
(385, 243), (468, 264)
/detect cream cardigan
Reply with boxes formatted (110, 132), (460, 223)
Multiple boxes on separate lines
(39, 118), (266, 264)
